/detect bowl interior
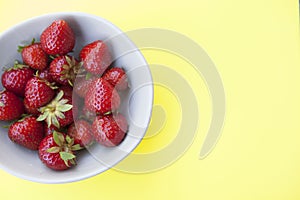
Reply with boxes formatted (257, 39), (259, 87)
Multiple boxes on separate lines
(0, 12), (153, 183)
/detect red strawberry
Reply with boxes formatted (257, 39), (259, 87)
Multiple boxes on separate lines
(57, 85), (73, 98)
(84, 78), (120, 115)
(8, 116), (44, 150)
(37, 68), (54, 82)
(38, 131), (81, 170)
(0, 90), (24, 121)
(73, 76), (96, 98)
(24, 77), (56, 109)
(79, 40), (112, 75)
(1, 62), (34, 97)
(67, 120), (93, 147)
(18, 40), (48, 70)
(56, 97), (74, 127)
(50, 55), (81, 86)
(40, 20), (75, 55)
(37, 91), (73, 128)
(92, 113), (127, 147)
(103, 67), (128, 91)
(24, 98), (40, 115)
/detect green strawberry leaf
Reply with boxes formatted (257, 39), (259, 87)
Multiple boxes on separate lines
(37, 111), (48, 121)
(60, 152), (76, 167)
(46, 146), (60, 153)
(60, 152), (75, 160)
(54, 110), (65, 119)
(51, 115), (60, 128)
(53, 131), (64, 146)
(71, 144), (83, 151)
(58, 104), (73, 112)
(66, 135), (73, 144)
(55, 90), (64, 101)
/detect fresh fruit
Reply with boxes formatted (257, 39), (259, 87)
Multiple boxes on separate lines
(37, 91), (73, 128)
(92, 113), (127, 147)
(18, 40), (48, 70)
(40, 20), (75, 55)
(1, 62), (34, 97)
(79, 40), (112, 75)
(24, 77), (56, 109)
(55, 97), (74, 127)
(8, 116), (44, 150)
(73, 76), (96, 98)
(57, 85), (73, 98)
(103, 67), (128, 91)
(24, 98), (40, 115)
(84, 78), (120, 115)
(0, 19), (132, 171)
(50, 55), (81, 86)
(37, 68), (54, 82)
(38, 131), (81, 170)
(67, 120), (93, 147)
(0, 90), (24, 121)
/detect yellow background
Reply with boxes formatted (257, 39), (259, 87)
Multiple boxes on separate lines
(0, 0), (299, 199)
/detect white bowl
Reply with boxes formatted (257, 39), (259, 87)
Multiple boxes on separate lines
(0, 12), (153, 183)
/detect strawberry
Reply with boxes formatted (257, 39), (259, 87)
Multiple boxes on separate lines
(57, 85), (73, 98)
(1, 62), (34, 97)
(84, 78), (120, 115)
(18, 40), (48, 70)
(24, 98), (40, 115)
(40, 20), (75, 55)
(37, 91), (73, 128)
(92, 113), (127, 147)
(24, 77), (56, 109)
(8, 116), (44, 150)
(37, 68), (54, 83)
(38, 131), (81, 170)
(49, 55), (81, 86)
(103, 67), (128, 91)
(56, 97), (74, 127)
(0, 90), (24, 121)
(67, 120), (93, 147)
(79, 40), (112, 75)
(73, 76), (96, 98)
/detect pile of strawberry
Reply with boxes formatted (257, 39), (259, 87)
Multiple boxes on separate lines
(0, 20), (129, 170)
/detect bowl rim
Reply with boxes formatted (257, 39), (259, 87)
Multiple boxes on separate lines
(0, 11), (154, 184)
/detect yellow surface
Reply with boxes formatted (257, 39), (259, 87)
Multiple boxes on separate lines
(0, 0), (299, 199)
